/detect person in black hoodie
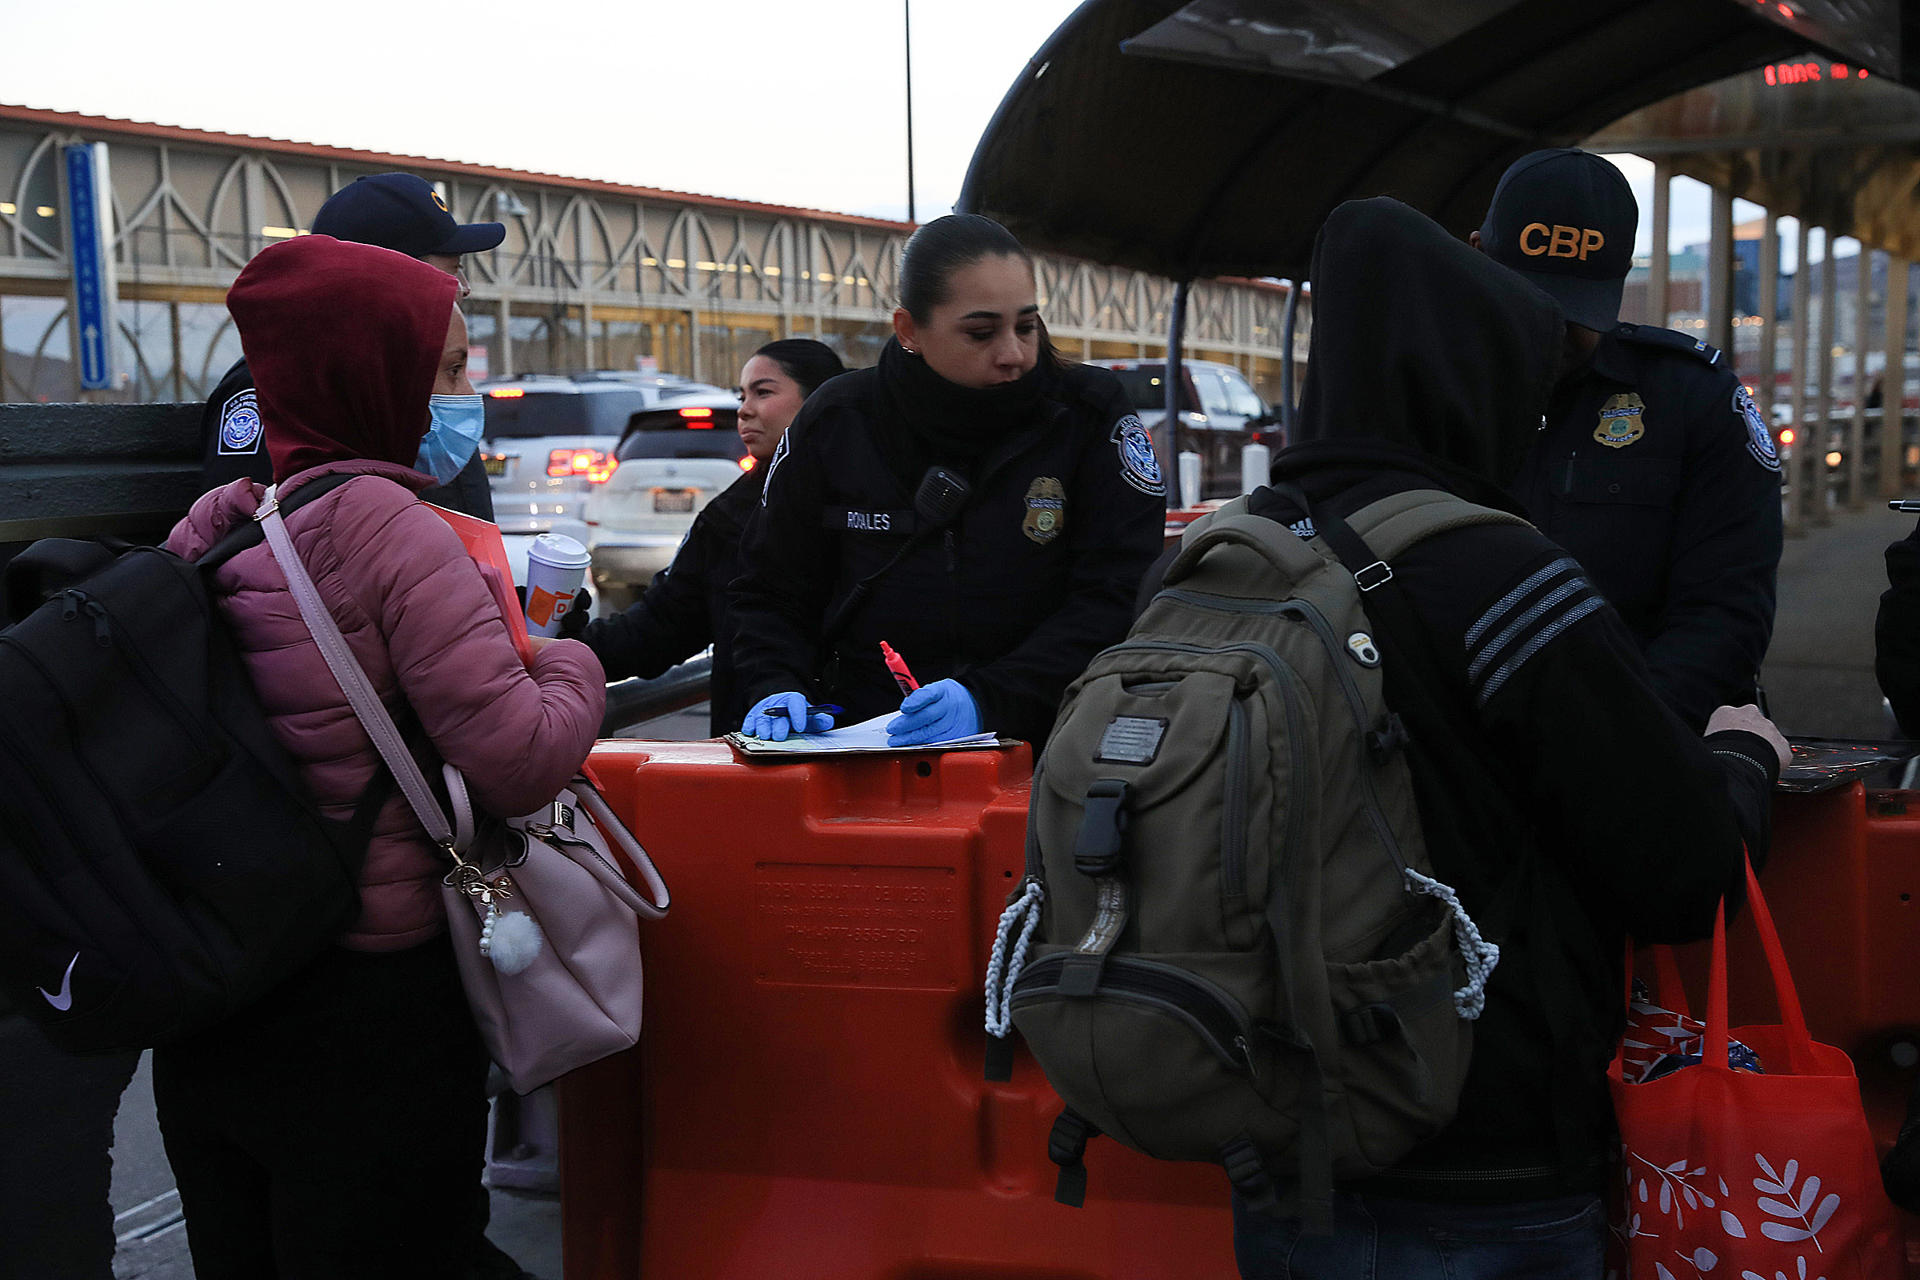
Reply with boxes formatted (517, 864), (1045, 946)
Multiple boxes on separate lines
(1192, 199), (1787, 1278)
(577, 339), (846, 735)
(730, 215), (1165, 747)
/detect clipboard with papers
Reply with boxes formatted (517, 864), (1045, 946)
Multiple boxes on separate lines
(725, 713), (1004, 758)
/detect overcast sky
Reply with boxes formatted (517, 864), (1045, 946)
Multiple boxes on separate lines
(1, 0), (1827, 268)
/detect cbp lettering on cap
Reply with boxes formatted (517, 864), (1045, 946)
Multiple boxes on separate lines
(1518, 222), (1605, 260)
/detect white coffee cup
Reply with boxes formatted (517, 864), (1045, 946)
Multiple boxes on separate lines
(524, 533), (592, 637)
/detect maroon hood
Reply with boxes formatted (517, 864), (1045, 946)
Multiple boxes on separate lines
(226, 235), (459, 482)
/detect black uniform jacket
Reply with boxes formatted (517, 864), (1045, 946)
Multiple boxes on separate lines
(581, 468), (758, 736)
(1191, 199), (1778, 1200)
(1510, 325), (1783, 729)
(198, 357), (495, 519)
(1877, 518), (1920, 736)
(730, 363), (1165, 745)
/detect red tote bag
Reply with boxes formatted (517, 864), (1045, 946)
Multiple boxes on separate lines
(1609, 859), (1902, 1280)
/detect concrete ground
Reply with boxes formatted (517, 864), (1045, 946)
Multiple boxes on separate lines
(1762, 501), (1912, 740)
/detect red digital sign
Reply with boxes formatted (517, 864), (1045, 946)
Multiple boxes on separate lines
(1763, 58), (1870, 85)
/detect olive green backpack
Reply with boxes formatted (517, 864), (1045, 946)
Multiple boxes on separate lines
(983, 489), (1523, 1223)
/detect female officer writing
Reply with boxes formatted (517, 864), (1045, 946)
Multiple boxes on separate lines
(732, 214), (1164, 746)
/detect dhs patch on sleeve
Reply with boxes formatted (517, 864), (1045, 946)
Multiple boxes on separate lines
(216, 389), (263, 456)
(1735, 386), (1781, 473)
(1112, 414), (1166, 496)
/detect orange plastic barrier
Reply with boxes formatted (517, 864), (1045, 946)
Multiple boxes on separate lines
(561, 746), (1920, 1278)
(559, 740), (1238, 1280)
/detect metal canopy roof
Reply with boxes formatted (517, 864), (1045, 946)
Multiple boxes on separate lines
(957, 0), (1903, 282)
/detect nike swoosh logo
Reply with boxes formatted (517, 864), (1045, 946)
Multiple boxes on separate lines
(39, 952), (78, 1012)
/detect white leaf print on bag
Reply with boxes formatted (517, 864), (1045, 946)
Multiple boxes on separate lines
(1751, 1155), (1838, 1251)
(1738, 1258), (1826, 1280)
(1634, 1154), (1715, 1228)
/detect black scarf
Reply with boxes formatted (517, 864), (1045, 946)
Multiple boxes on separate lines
(873, 336), (1053, 487)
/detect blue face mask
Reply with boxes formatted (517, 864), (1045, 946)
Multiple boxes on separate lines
(417, 393), (485, 485)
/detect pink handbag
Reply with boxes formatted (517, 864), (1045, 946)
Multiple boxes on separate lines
(256, 486), (670, 1093)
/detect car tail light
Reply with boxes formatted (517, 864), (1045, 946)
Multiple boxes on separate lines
(586, 456), (619, 484)
(488, 387), (525, 398)
(680, 406), (716, 428)
(740, 454), (758, 472)
(679, 406), (713, 417)
(547, 448), (614, 478)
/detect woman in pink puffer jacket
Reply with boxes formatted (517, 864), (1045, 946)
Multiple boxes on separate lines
(152, 235), (605, 1280)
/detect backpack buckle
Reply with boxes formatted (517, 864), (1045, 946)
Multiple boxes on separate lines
(1353, 560), (1393, 591)
(1072, 779), (1131, 879)
(1221, 1137), (1278, 1213)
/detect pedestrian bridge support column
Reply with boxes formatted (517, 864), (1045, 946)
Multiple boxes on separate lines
(1883, 256), (1910, 500)
(1849, 243), (1872, 511)
(1814, 228), (1836, 526)
(1788, 220), (1812, 536)
(1757, 211), (1780, 456)
(1648, 160), (1673, 326)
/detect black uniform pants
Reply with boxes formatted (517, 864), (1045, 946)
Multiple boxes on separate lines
(152, 935), (490, 1280)
(0, 1014), (140, 1279)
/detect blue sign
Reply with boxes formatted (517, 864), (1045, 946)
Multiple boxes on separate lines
(63, 144), (112, 390)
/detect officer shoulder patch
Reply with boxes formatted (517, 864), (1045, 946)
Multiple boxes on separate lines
(216, 389), (263, 455)
(1735, 385), (1781, 473)
(1616, 323), (1724, 368)
(1112, 414), (1165, 496)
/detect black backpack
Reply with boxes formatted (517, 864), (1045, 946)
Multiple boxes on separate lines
(0, 475), (385, 1052)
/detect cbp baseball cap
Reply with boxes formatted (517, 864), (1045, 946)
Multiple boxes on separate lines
(310, 173), (505, 259)
(1478, 148), (1637, 332)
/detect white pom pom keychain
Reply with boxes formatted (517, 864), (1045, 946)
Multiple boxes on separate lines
(478, 902), (545, 976)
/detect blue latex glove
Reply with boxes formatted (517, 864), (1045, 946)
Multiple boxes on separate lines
(743, 692), (836, 741)
(886, 679), (980, 746)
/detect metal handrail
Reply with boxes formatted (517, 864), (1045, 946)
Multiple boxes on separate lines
(600, 656), (714, 737)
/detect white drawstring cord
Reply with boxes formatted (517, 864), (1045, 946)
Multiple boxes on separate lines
(984, 879), (1046, 1037)
(1403, 868), (1500, 1019)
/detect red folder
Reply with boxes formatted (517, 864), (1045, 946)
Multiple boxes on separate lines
(427, 504), (534, 669)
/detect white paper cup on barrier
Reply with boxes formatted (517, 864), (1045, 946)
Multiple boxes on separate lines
(524, 533), (592, 637)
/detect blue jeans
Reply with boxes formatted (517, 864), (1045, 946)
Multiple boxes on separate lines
(1232, 1189), (1605, 1280)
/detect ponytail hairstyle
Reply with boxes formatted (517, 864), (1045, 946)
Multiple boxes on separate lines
(896, 213), (1066, 368)
(752, 338), (847, 398)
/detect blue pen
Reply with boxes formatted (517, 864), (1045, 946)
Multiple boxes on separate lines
(765, 703), (843, 720)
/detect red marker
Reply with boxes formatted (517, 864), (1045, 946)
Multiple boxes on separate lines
(879, 640), (920, 694)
